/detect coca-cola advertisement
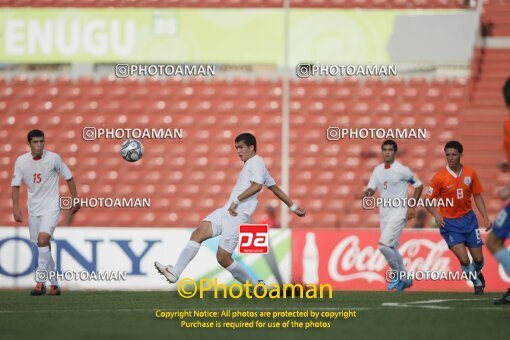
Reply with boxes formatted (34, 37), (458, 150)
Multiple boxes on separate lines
(292, 229), (510, 292)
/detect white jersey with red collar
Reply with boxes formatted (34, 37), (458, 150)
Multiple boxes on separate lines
(11, 150), (73, 216)
(367, 160), (420, 219)
(224, 155), (276, 217)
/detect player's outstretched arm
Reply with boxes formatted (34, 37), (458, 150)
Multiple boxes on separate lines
(66, 177), (80, 215)
(228, 182), (263, 216)
(473, 194), (492, 231)
(11, 186), (22, 222)
(268, 185), (305, 217)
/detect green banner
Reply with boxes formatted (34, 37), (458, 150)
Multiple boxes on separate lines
(0, 8), (283, 64)
(0, 8), (400, 64)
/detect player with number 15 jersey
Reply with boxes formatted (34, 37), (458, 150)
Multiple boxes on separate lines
(11, 129), (80, 296)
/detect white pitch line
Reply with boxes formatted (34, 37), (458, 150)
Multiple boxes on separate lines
(382, 302), (452, 310)
(0, 306), (382, 314)
(3, 300), (505, 314)
(406, 298), (492, 304)
(382, 298), (499, 310)
(2, 304), (506, 313)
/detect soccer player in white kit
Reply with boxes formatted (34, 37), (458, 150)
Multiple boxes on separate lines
(155, 133), (306, 287)
(362, 140), (423, 291)
(11, 130), (80, 296)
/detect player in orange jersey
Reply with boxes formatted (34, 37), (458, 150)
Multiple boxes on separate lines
(425, 141), (492, 294)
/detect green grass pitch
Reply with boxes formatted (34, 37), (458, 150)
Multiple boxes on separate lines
(0, 291), (508, 340)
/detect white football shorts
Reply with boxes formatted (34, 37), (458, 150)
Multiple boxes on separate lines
(203, 208), (250, 254)
(379, 217), (407, 248)
(28, 210), (61, 243)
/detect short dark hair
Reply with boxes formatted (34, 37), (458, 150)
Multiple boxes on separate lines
(444, 140), (463, 153)
(381, 139), (397, 152)
(27, 129), (45, 143)
(235, 133), (257, 152)
(503, 77), (510, 107)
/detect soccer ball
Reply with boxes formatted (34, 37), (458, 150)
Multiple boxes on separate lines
(120, 139), (144, 162)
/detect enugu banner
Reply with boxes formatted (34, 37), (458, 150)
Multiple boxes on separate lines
(292, 228), (510, 292)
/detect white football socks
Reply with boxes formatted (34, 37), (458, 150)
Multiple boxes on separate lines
(37, 246), (51, 283)
(392, 247), (407, 273)
(173, 240), (201, 277)
(47, 252), (58, 286)
(226, 261), (255, 285)
(379, 244), (400, 272)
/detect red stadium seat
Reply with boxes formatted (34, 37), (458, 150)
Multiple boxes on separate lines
(0, 72), (492, 228)
(0, 86), (13, 100)
(402, 87), (419, 100)
(424, 87), (443, 101)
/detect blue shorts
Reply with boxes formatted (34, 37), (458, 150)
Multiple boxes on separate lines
(440, 210), (483, 248)
(492, 205), (510, 239)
